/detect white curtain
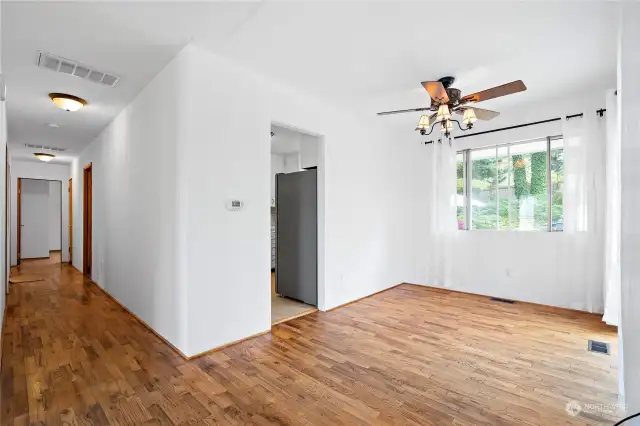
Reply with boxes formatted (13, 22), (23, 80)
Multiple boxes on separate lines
(603, 90), (621, 326)
(425, 139), (458, 287)
(562, 109), (606, 313)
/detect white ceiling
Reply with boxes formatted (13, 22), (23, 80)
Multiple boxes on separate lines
(2, 1), (262, 163)
(3, 1), (618, 163)
(214, 1), (618, 122)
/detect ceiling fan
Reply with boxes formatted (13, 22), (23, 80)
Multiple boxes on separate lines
(377, 76), (527, 138)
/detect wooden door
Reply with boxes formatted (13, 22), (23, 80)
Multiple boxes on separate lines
(83, 164), (92, 276)
(68, 178), (72, 264)
(17, 178), (21, 265)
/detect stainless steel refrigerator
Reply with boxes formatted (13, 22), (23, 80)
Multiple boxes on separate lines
(275, 169), (318, 306)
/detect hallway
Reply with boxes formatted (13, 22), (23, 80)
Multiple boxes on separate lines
(2, 259), (189, 424)
(1, 258), (620, 425)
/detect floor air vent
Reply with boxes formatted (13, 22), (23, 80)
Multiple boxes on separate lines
(588, 340), (610, 355)
(489, 297), (516, 304)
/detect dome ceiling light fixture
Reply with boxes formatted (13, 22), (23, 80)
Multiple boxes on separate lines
(48, 92), (87, 111)
(34, 153), (55, 162)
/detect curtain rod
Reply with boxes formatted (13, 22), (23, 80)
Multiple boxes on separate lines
(437, 108), (607, 141)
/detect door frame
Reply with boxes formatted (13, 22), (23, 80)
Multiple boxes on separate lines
(16, 178), (64, 262)
(16, 177), (21, 266)
(82, 163), (92, 276)
(68, 178), (72, 264)
(5, 147), (9, 293)
(271, 122), (326, 311)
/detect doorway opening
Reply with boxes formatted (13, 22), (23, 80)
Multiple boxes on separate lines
(83, 163), (92, 276)
(270, 124), (323, 325)
(15, 178), (63, 265)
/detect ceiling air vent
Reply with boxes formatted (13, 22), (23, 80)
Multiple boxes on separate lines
(36, 51), (120, 88)
(24, 144), (67, 152)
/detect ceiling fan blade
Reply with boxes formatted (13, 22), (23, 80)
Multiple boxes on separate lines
(377, 107), (430, 116)
(460, 80), (527, 104)
(455, 107), (500, 121)
(421, 81), (449, 104)
(473, 107), (500, 120)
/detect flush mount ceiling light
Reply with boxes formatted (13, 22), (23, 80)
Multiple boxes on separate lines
(34, 153), (55, 162)
(48, 93), (87, 111)
(377, 76), (526, 139)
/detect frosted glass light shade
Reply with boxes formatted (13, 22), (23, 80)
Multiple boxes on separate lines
(34, 153), (55, 162)
(437, 104), (451, 121)
(48, 93), (87, 111)
(415, 114), (430, 130)
(463, 108), (477, 125)
(440, 120), (453, 133)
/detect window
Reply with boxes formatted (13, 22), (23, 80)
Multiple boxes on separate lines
(457, 136), (564, 231)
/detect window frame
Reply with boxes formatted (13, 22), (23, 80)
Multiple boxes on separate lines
(457, 135), (563, 232)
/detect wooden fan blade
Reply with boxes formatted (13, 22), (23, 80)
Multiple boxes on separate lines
(460, 80), (526, 104)
(377, 107), (430, 116)
(455, 107), (500, 121)
(421, 81), (449, 104)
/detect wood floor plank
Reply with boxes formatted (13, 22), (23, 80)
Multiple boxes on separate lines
(1, 259), (621, 425)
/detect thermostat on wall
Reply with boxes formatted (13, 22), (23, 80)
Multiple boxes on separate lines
(225, 199), (244, 211)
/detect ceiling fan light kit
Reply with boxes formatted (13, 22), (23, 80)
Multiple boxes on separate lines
(378, 76), (527, 141)
(463, 108), (477, 125)
(437, 104), (451, 121)
(415, 114), (430, 131)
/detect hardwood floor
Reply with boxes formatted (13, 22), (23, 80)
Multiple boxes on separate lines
(1, 259), (620, 425)
(19, 251), (61, 265)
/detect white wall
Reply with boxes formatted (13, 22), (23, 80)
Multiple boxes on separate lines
(10, 161), (69, 265)
(0, 0), (6, 343)
(283, 153), (300, 173)
(300, 134), (319, 169)
(20, 179), (50, 259)
(70, 49), (187, 353)
(61, 42), (613, 359)
(405, 92), (609, 312)
(177, 44), (415, 356)
(619, 1), (640, 413)
(68, 42), (490, 357)
(49, 180), (61, 251)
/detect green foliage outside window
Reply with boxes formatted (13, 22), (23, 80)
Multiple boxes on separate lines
(458, 139), (564, 231)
